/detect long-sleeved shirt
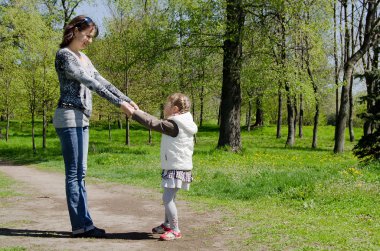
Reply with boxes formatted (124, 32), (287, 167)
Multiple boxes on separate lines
(53, 48), (132, 128)
(132, 110), (179, 137)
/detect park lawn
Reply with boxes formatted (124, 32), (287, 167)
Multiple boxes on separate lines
(0, 120), (379, 250)
(0, 171), (20, 199)
(0, 248), (27, 251)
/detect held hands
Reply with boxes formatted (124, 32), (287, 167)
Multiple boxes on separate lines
(120, 101), (138, 118)
(129, 101), (139, 110)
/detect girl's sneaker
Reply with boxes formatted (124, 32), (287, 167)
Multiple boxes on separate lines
(152, 224), (171, 234)
(159, 229), (182, 241)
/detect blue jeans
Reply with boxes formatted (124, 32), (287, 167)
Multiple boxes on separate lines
(56, 127), (94, 234)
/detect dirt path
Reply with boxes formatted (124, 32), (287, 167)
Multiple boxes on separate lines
(0, 163), (231, 250)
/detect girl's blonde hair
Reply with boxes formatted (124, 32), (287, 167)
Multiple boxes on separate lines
(167, 93), (191, 114)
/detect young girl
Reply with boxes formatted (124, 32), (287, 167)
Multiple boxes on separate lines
(123, 93), (198, 241)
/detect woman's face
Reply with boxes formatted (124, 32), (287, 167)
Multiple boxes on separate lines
(72, 27), (96, 50)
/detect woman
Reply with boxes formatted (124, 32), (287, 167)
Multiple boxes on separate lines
(53, 15), (136, 238)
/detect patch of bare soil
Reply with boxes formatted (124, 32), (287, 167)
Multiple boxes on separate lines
(0, 163), (233, 250)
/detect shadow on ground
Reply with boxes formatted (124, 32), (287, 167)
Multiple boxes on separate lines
(0, 228), (155, 240)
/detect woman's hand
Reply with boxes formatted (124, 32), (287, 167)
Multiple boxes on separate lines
(129, 101), (139, 110)
(120, 101), (136, 118)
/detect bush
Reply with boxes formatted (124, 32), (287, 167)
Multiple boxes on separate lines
(353, 130), (380, 162)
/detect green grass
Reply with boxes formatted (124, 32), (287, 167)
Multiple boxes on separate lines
(0, 171), (19, 199)
(0, 120), (379, 250)
(0, 248), (27, 251)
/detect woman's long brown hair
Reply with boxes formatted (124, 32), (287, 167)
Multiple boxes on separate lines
(59, 15), (98, 48)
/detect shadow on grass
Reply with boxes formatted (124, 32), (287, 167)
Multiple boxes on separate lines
(0, 146), (62, 166)
(255, 145), (332, 152)
(0, 228), (155, 240)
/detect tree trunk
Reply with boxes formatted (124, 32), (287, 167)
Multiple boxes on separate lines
(4, 79), (11, 142)
(364, 46), (379, 135)
(308, 42), (320, 148)
(61, 0), (84, 28)
(247, 98), (252, 131)
(199, 85), (205, 128)
(293, 96), (298, 135)
(42, 104), (47, 149)
(335, 71), (352, 153)
(335, 0), (352, 153)
(334, 0), (377, 153)
(30, 77), (37, 154)
(299, 94), (304, 138)
(276, 85), (282, 138)
(278, 14), (294, 147)
(125, 116), (130, 146)
(148, 129), (152, 144)
(363, 51), (372, 136)
(285, 82), (295, 147)
(108, 115), (112, 141)
(217, 0), (245, 152)
(363, 120), (372, 136)
(348, 74), (355, 142)
(334, 2), (339, 125)
(306, 48), (319, 148)
(124, 58), (130, 146)
(348, 1), (355, 142)
(191, 89), (196, 122)
(118, 117), (123, 129)
(217, 102), (221, 126)
(32, 110), (36, 154)
(312, 103), (320, 149)
(254, 95), (264, 127)
(5, 108), (9, 142)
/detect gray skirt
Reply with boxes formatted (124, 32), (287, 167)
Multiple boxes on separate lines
(161, 170), (193, 191)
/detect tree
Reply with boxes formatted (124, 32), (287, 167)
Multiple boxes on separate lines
(353, 68), (380, 162)
(0, 22), (21, 142)
(217, 0), (245, 151)
(165, 0), (224, 128)
(334, 0), (380, 153)
(1, 0), (70, 153)
(41, 0), (87, 28)
(40, 28), (60, 149)
(361, 29), (379, 136)
(241, 8), (279, 132)
(88, 0), (176, 145)
(333, 0), (340, 127)
(18, 0), (57, 152)
(300, 0), (332, 148)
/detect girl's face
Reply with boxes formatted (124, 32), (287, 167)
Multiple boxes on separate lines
(164, 101), (179, 118)
(72, 27), (96, 50)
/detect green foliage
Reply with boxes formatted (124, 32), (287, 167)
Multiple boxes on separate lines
(0, 0), (60, 124)
(353, 129), (380, 162)
(240, 0), (334, 127)
(354, 69), (380, 162)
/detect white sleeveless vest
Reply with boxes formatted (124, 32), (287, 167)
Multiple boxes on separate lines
(160, 112), (198, 171)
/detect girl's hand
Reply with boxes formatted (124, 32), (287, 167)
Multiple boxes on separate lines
(120, 101), (135, 118)
(129, 101), (139, 110)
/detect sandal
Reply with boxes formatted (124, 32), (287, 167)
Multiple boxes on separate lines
(159, 229), (182, 241)
(152, 224), (171, 234)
